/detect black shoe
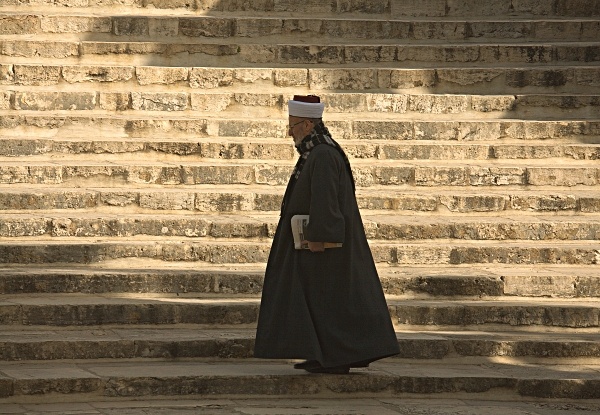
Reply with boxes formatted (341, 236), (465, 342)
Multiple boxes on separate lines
(305, 364), (350, 374)
(293, 360), (320, 370)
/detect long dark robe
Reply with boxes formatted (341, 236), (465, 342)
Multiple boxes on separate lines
(254, 140), (399, 368)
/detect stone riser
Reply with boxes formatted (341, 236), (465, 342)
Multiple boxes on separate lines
(0, 241), (598, 265)
(2, 41), (599, 65)
(1, 139), (599, 162)
(1, 0), (597, 18)
(2, 268), (599, 298)
(4, 15), (600, 42)
(1, 116), (598, 141)
(4, 65), (600, 94)
(3, 91), (600, 117)
(2, 330), (600, 361)
(0, 189), (598, 213)
(1, 214), (600, 241)
(0, 163), (598, 187)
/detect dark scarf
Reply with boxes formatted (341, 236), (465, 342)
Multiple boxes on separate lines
(280, 122), (355, 215)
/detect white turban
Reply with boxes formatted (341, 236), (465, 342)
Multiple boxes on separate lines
(288, 100), (325, 118)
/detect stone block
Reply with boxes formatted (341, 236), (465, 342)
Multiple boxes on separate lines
(398, 45), (479, 62)
(233, 93), (282, 108)
(510, 195), (577, 211)
(0, 191), (97, 210)
(576, 68), (600, 86)
(13, 65), (60, 86)
(40, 16), (111, 33)
(182, 166), (253, 184)
(414, 122), (456, 141)
(440, 195), (508, 212)
(527, 168), (598, 186)
(326, 20), (404, 39)
(233, 69), (272, 83)
(338, 0), (390, 13)
(535, 21), (581, 39)
(481, 45), (553, 63)
(0, 64), (13, 84)
(179, 17), (233, 37)
(0, 165), (62, 184)
(14, 92), (96, 111)
(409, 95), (468, 114)
(354, 121), (413, 140)
(217, 120), (286, 138)
(254, 165), (292, 185)
(139, 192), (195, 210)
(437, 68), (503, 86)
(511, 0), (554, 14)
(391, 0), (446, 16)
(136, 66), (188, 85)
(81, 42), (166, 56)
(240, 44), (277, 64)
(237, 18), (282, 37)
(99, 93), (130, 111)
(320, 93), (366, 112)
(580, 21), (600, 39)
(445, 0), (511, 15)
(131, 92), (188, 111)
(472, 96), (516, 112)
(580, 198), (600, 213)
(358, 194), (437, 211)
(2, 41), (79, 58)
(148, 17), (179, 37)
(125, 166), (181, 185)
(381, 69), (436, 89)
(345, 46), (396, 63)
(62, 65), (134, 83)
(189, 68), (233, 88)
(279, 45), (345, 64)
(469, 167), (526, 186)
(273, 0), (334, 12)
(273, 69), (307, 87)
(190, 93), (232, 112)
(471, 21), (532, 39)
(412, 22), (467, 40)
(0, 92), (11, 110)
(415, 167), (468, 186)
(309, 69), (375, 90)
(113, 17), (148, 36)
(324, 120), (353, 140)
(101, 192), (138, 207)
(0, 15), (38, 35)
(457, 122), (502, 141)
(506, 69), (573, 87)
(371, 167), (412, 185)
(555, 0), (600, 16)
(0, 218), (49, 237)
(196, 192), (254, 212)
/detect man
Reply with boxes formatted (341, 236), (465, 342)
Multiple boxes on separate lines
(254, 95), (399, 374)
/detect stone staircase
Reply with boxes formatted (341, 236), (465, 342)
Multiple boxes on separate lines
(1, 0), (600, 405)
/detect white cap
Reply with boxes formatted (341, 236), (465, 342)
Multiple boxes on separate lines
(288, 99), (325, 118)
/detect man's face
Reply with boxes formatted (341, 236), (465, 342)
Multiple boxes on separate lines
(288, 116), (312, 145)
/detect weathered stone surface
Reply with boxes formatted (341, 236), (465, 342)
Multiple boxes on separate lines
(380, 69), (436, 89)
(279, 45), (345, 64)
(14, 92), (96, 111)
(440, 195), (508, 212)
(189, 68), (233, 88)
(233, 68), (272, 83)
(0, 64), (13, 84)
(135, 66), (188, 86)
(415, 167), (468, 186)
(510, 195), (578, 211)
(272, 68), (307, 87)
(13, 65), (60, 86)
(527, 168), (599, 186)
(398, 45), (479, 62)
(506, 69), (574, 87)
(254, 165), (292, 185)
(580, 197), (600, 213)
(1, 41), (79, 58)
(81, 42), (166, 56)
(556, 0), (600, 16)
(437, 68), (504, 86)
(236, 18), (282, 37)
(131, 92), (188, 111)
(469, 167), (526, 186)
(449, 246), (599, 265)
(218, 120), (286, 138)
(366, 94), (407, 113)
(0, 15), (38, 35)
(41, 16), (111, 33)
(345, 45), (396, 63)
(113, 17), (148, 36)
(101, 192), (138, 207)
(195, 192), (254, 212)
(503, 275), (577, 297)
(472, 96), (516, 112)
(358, 194), (437, 211)
(190, 93), (232, 111)
(240, 44), (277, 63)
(445, 0), (512, 16)
(353, 121), (413, 140)
(414, 121), (457, 141)
(309, 69), (375, 90)
(391, 0), (446, 16)
(139, 192), (195, 210)
(99, 92), (130, 111)
(148, 17), (179, 37)
(0, 191), (97, 210)
(0, 92), (10, 110)
(576, 68), (600, 86)
(179, 17), (234, 37)
(62, 66), (134, 83)
(182, 166), (253, 185)
(409, 95), (469, 114)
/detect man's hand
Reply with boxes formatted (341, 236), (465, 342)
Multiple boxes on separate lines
(302, 240), (325, 252)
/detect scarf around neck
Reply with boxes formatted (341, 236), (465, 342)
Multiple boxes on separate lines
(280, 122), (355, 215)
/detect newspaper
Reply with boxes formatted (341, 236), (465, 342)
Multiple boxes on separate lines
(291, 215), (343, 250)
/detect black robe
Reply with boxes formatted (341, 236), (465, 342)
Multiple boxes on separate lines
(254, 142), (399, 368)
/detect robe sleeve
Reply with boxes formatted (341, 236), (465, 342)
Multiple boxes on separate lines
(304, 146), (345, 243)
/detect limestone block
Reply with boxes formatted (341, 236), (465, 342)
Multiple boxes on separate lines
(380, 69), (436, 89)
(233, 93), (282, 108)
(0, 191), (97, 210)
(357, 194), (437, 211)
(342, 144), (377, 159)
(182, 166), (253, 184)
(481, 45), (552, 63)
(189, 68), (233, 88)
(445, 0), (511, 15)
(563, 145), (600, 160)
(136, 67), (188, 85)
(238, 18), (283, 37)
(471, 22), (532, 39)
(217, 120), (286, 138)
(100, 92), (130, 111)
(581, 21), (600, 40)
(409, 95), (469, 114)
(555, 0), (600, 16)
(233, 69), (272, 83)
(240, 45), (277, 64)
(412, 122), (455, 141)
(412, 22), (467, 40)
(472, 96), (516, 112)
(396, 246), (451, 265)
(576, 68), (600, 86)
(113, 17), (148, 36)
(440, 195), (507, 212)
(384, 144), (488, 160)
(527, 168), (599, 186)
(179, 17), (233, 37)
(492, 145), (560, 159)
(278, 45), (344, 64)
(144, 0), (192, 8)
(415, 167), (468, 186)
(139, 192), (195, 210)
(0, 217), (49, 237)
(209, 220), (269, 238)
(131, 92), (188, 111)
(469, 167), (526, 186)
(0, 15), (38, 35)
(337, 0), (390, 13)
(320, 93), (366, 113)
(2, 41), (79, 58)
(557, 46), (600, 63)
(307, 69), (373, 90)
(398, 45), (479, 62)
(13, 65), (60, 86)
(371, 167), (412, 185)
(354, 121), (413, 140)
(0, 92), (11, 110)
(510, 195), (577, 212)
(366, 94), (408, 114)
(437, 69), (503, 86)
(0, 115), (23, 129)
(325, 20), (404, 39)
(511, 0), (554, 14)
(534, 21), (581, 39)
(254, 165), (292, 185)
(147, 142), (201, 156)
(345, 46), (396, 63)
(62, 66), (134, 83)
(148, 18), (178, 37)
(391, 0), (446, 16)
(63, 165), (124, 181)
(282, 19), (325, 37)
(0, 165), (62, 184)
(101, 192), (138, 207)
(126, 166), (182, 185)
(191, 93), (232, 111)
(504, 275), (576, 297)
(272, 69), (307, 87)
(505, 69), (574, 88)
(82, 42), (166, 56)
(41, 16), (111, 33)
(580, 198), (600, 213)
(457, 122), (502, 141)
(324, 121), (353, 140)
(0, 64), (13, 84)
(0, 139), (52, 156)
(196, 192), (254, 212)
(14, 92), (96, 111)
(273, 0), (334, 12)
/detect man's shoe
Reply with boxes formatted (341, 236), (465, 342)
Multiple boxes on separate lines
(305, 364), (350, 374)
(293, 360), (320, 370)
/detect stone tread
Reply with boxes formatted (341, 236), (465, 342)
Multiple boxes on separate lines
(3, 327), (600, 361)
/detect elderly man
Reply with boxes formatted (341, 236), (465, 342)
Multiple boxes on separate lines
(254, 95), (399, 374)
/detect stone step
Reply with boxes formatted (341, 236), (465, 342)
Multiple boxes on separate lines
(0, 187), (598, 213)
(1, 213), (600, 241)
(3, 91), (600, 117)
(1, 115), (598, 141)
(1, 138), (599, 162)
(1, 0), (597, 18)
(1, 264), (599, 298)
(3, 327), (600, 361)
(4, 14), (600, 42)
(2, 40), (599, 66)
(0, 239), (598, 265)
(1, 294), (600, 329)
(0, 161), (597, 187)
(4, 65), (600, 95)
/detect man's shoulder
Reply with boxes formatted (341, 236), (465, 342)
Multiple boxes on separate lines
(309, 143), (343, 160)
